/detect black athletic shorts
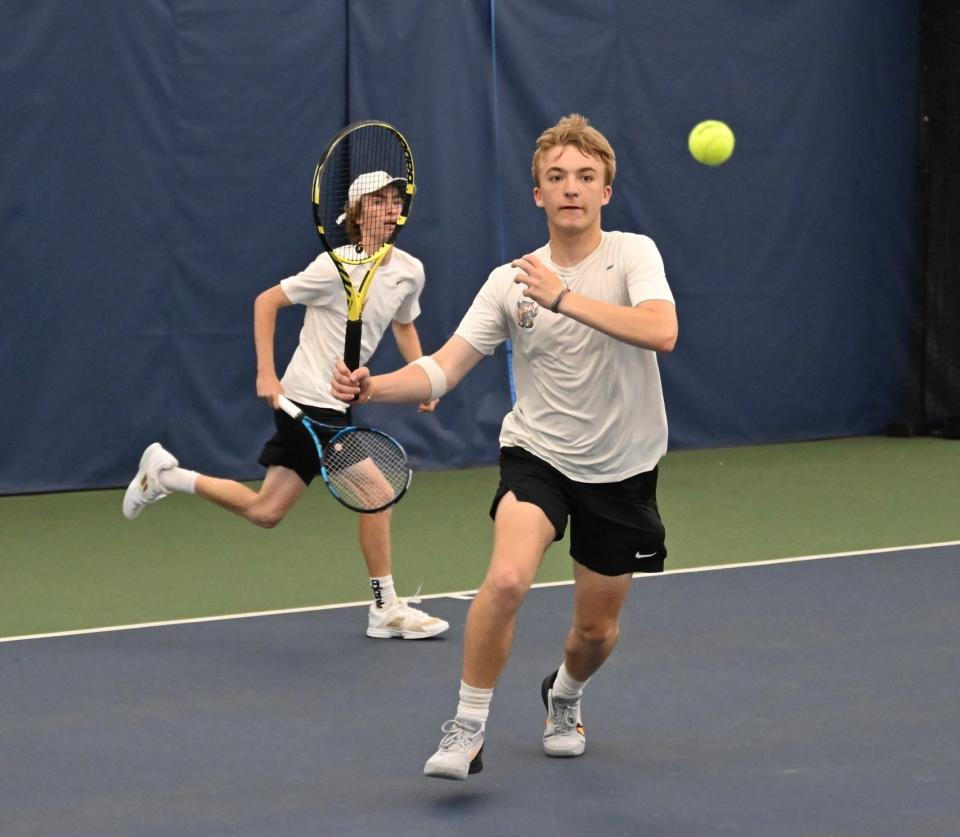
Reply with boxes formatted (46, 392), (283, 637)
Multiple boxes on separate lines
(258, 401), (350, 486)
(490, 446), (667, 576)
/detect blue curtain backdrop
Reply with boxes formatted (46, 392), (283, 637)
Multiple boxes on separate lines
(0, 0), (918, 493)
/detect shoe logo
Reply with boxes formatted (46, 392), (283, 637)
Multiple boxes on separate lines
(606, 264), (614, 270)
(139, 474), (149, 492)
(635, 550), (657, 559)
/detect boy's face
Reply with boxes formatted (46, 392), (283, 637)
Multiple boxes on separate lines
(533, 144), (611, 235)
(358, 185), (403, 246)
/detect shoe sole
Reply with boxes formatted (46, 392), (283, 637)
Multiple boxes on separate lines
(423, 745), (484, 780)
(543, 740), (585, 757)
(121, 468), (155, 520)
(122, 443), (170, 520)
(122, 471), (149, 520)
(366, 623), (450, 639)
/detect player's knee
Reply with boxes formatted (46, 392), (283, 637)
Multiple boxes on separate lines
(484, 567), (528, 606)
(573, 620), (619, 648)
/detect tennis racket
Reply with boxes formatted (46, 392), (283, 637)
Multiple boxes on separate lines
(312, 120), (415, 373)
(277, 395), (412, 513)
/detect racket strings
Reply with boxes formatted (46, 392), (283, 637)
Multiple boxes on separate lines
(316, 124), (409, 253)
(322, 429), (410, 511)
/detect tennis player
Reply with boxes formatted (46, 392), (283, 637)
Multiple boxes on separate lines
(123, 173), (449, 640)
(332, 114), (678, 778)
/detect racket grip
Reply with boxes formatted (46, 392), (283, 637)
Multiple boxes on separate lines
(277, 395), (304, 419)
(344, 319), (363, 372)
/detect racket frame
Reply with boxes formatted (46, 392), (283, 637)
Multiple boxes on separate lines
(311, 120), (416, 370)
(277, 395), (412, 513)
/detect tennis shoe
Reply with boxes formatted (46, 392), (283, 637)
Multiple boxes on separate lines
(122, 442), (178, 520)
(541, 669), (585, 757)
(366, 593), (449, 639)
(423, 718), (484, 780)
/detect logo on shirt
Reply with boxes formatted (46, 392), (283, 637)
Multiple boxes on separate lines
(515, 299), (539, 329)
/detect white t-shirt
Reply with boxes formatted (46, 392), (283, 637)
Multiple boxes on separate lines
(455, 231), (674, 482)
(280, 247), (425, 411)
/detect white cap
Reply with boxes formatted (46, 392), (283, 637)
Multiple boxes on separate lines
(335, 171), (406, 224)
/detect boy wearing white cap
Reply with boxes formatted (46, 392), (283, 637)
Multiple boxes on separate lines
(122, 173), (449, 641)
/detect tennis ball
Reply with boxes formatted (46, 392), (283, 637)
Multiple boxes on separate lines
(688, 120), (735, 166)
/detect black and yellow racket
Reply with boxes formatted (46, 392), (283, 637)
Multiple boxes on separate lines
(312, 120), (415, 372)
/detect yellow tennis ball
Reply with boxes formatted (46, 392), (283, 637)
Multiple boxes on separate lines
(688, 120), (735, 166)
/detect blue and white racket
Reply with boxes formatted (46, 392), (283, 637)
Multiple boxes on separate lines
(278, 395), (411, 513)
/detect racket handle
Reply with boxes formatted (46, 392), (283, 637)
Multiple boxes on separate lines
(277, 395), (304, 419)
(344, 319), (363, 371)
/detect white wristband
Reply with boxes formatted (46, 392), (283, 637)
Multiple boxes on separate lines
(410, 355), (448, 399)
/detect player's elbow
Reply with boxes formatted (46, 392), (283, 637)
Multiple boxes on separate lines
(651, 314), (678, 353)
(640, 324), (677, 353)
(635, 304), (677, 353)
(251, 514), (283, 529)
(656, 325), (678, 353)
(246, 504), (287, 529)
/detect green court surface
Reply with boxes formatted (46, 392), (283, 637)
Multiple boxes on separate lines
(2, 436), (959, 638)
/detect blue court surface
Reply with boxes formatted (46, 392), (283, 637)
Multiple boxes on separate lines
(2, 545), (958, 836)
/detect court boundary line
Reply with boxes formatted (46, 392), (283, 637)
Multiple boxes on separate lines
(2, 539), (958, 644)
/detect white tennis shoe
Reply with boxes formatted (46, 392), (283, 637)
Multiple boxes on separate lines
(366, 595), (449, 639)
(541, 670), (586, 757)
(423, 718), (484, 780)
(122, 442), (178, 520)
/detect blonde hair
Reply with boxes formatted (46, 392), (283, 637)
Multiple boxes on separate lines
(531, 114), (616, 187)
(343, 201), (363, 247)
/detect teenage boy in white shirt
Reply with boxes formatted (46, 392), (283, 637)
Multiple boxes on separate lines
(124, 173), (449, 641)
(332, 115), (677, 778)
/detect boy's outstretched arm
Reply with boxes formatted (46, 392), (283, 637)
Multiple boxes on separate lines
(331, 335), (484, 405)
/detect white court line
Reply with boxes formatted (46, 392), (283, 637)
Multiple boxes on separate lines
(645, 538), (960, 576)
(2, 539), (958, 644)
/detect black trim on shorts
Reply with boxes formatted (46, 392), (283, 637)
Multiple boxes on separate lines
(490, 446), (667, 577)
(257, 401), (350, 486)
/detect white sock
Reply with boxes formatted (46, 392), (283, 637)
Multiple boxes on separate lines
(370, 575), (396, 609)
(552, 662), (589, 699)
(158, 467), (198, 495)
(456, 680), (493, 725)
